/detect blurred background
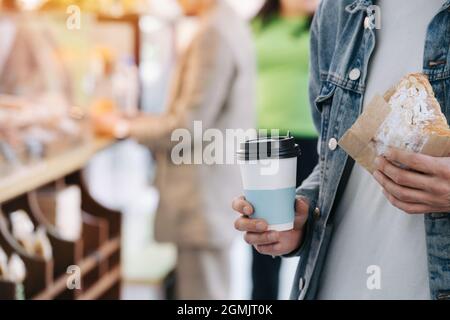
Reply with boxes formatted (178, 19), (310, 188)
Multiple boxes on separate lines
(0, 0), (318, 300)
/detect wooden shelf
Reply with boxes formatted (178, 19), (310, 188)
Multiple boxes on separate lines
(0, 136), (123, 300)
(33, 236), (121, 300)
(78, 266), (121, 300)
(0, 138), (114, 204)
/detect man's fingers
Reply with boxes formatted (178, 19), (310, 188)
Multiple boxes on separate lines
(373, 170), (434, 205)
(384, 148), (437, 175)
(244, 232), (279, 246)
(234, 217), (268, 232)
(232, 196), (254, 216)
(295, 196), (310, 215)
(374, 156), (434, 191)
(382, 190), (433, 214)
(255, 242), (284, 256)
(293, 214), (307, 230)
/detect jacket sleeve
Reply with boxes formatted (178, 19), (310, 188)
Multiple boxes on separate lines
(284, 2), (323, 258)
(296, 0), (323, 206)
(130, 27), (235, 149)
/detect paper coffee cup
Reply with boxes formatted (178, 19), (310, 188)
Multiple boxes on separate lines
(237, 135), (300, 232)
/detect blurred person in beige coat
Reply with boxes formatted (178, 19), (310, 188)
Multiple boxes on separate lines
(95, 0), (255, 299)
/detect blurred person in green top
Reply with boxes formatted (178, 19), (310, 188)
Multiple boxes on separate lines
(251, 0), (319, 300)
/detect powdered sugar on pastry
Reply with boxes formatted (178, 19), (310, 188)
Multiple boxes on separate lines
(375, 74), (440, 155)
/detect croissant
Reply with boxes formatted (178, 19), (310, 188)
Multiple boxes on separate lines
(374, 73), (450, 155)
(339, 73), (450, 173)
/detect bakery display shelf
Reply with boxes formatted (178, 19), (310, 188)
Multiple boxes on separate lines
(77, 265), (121, 300)
(0, 137), (113, 204)
(0, 280), (20, 300)
(33, 237), (120, 300)
(0, 139), (123, 300)
(0, 206), (53, 299)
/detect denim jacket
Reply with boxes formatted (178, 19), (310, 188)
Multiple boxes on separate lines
(290, 0), (450, 300)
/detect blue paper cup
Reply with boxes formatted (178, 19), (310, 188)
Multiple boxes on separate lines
(237, 136), (300, 231)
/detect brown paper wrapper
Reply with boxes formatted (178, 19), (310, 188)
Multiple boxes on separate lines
(338, 91), (450, 173)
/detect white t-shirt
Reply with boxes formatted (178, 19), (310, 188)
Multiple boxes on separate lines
(317, 0), (445, 300)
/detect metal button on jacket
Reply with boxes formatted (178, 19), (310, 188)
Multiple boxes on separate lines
(349, 68), (361, 80)
(313, 207), (321, 220)
(364, 16), (371, 29)
(328, 138), (338, 151)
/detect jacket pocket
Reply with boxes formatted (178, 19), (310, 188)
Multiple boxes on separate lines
(314, 82), (336, 113)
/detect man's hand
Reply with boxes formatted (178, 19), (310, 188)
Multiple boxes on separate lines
(231, 196), (309, 256)
(373, 148), (450, 214)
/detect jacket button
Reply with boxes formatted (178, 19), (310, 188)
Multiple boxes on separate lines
(364, 16), (371, 29)
(349, 68), (361, 80)
(328, 138), (338, 151)
(298, 277), (305, 291)
(313, 207), (321, 220)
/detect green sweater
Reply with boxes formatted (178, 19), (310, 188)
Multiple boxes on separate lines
(253, 16), (317, 138)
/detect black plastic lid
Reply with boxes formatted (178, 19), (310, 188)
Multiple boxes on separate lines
(237, 134), (301, 161)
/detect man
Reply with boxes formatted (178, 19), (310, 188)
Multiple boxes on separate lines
(233, 0), (450, 300)
(96, 0), (255, 299)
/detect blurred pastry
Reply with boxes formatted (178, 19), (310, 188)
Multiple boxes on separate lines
(10, 210), (53, 261)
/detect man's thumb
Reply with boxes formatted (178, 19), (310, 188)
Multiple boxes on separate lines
(295, 196), (310, 216)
